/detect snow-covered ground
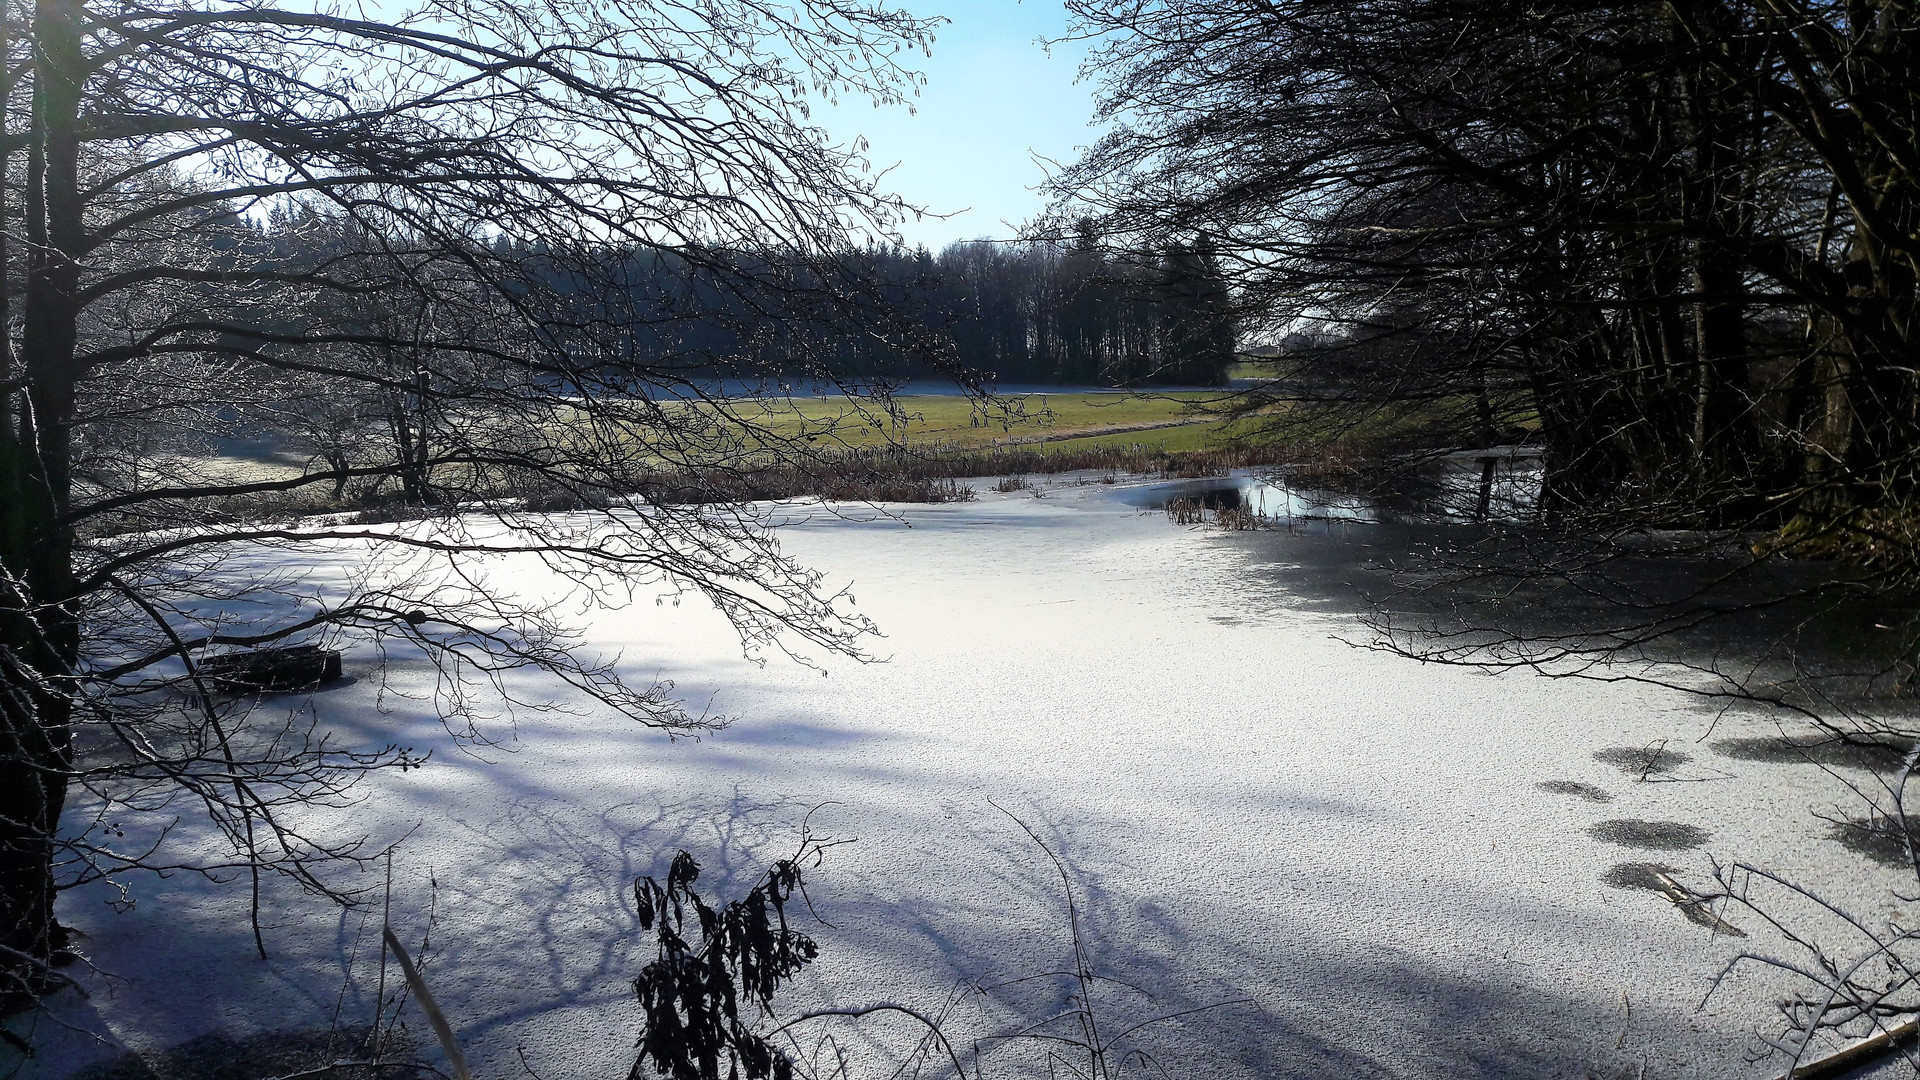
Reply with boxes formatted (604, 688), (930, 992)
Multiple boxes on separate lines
(17, 477), (1913, 1080)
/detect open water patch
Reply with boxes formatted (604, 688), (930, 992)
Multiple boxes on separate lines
(1588, 819), (1711, 850)
(1141, 476), (1374, 523)
(1138, 450), (1541, 524)
(1536, 779), (1613, 803)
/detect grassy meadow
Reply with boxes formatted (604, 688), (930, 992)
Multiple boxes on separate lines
(713, 390), (1234, 454)
(159, 388), (1281, 521)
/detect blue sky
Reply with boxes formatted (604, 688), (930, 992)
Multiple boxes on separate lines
(810, 1), (1101, 250)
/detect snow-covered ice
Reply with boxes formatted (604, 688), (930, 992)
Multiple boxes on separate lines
(14, 478), (1911, 1080)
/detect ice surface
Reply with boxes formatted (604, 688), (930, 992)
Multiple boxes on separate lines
(13, 478), (1911, 1080)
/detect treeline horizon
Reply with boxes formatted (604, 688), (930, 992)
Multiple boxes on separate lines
(230, 202), (1241, 393)
(507, 230), (1239, 390)
(905, 234), (1237, 388)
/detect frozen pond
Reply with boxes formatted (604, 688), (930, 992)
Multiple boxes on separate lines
(21, 478), (1910, 1080)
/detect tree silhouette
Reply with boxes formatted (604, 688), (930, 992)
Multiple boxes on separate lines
(0, 0), (940, 1004)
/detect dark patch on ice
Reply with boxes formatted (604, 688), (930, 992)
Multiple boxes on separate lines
(1712, 734), (1911, 771)
(1600, 862), (1686, 891)
(1537, 779), (1613, 802)
(229, 673), (362, 703)
(70, 1027), (422, 1080)
(1588, 819), (1711, 850)
(1593, 744), (1692, 777)
(1599, 864), (1747, 935)
(1209, 615), (1244, 625)
(1831, 817), (1920, 868)
(1149, 481), (1244, 512)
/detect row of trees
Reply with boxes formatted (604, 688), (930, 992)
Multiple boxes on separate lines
(147, 211), (1245, 406)
(100, 210), (1239, 514)
(519, 233), (1238, 388)
(179, 214), (1237, 401)
(919, 235), (1235, 387)
(1048, 0), (1918, 539)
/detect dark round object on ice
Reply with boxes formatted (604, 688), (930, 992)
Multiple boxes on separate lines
(1593, 744), (1692, 776)
(199, 645), (343, 692)
(1599, 861), (1685, 891)
(1588, 819), (1710, 851)
(1537, 779), (1613, 802)
(1830, 817), (1920, 867)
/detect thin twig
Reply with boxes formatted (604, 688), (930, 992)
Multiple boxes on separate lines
(382, 928), (471, 1080)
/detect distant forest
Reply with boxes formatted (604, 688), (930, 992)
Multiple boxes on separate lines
(905, 237), (1237, 387)
(498, 230), (1240, 389)
(183, 202), (1240, 392)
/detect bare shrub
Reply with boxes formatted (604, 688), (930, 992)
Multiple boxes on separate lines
(1165, 497), (1208, 526)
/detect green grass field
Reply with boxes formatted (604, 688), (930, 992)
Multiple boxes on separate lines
(1022, 417), (1258, 455)
(719, 390), (1233, 453)
(179, 389), (1257, 516)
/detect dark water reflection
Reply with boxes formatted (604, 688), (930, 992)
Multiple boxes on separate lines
(1141, 448), (1541, 524)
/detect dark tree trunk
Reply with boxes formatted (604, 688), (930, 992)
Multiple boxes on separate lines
(2, 0), (86, 1002)
(1692, 244), (1752, 496)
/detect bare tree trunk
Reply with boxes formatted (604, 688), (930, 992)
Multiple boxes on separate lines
(1691, 244), (1750, 495)
(2, 0), (85, 1000)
